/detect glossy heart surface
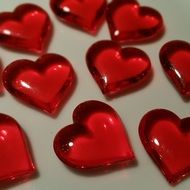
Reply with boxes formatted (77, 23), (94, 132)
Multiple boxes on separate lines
(54, 100), (135, 169)
(86, 40), (152, 96)
(139, 109), (190, 184)
(0, 113), (35, 184)
(50, 0), (107, 34)
(0, 3), (52, 53)
(106, 0), (164, 44)
(3, 53), (75, 115)
(159, 40), (190, 97)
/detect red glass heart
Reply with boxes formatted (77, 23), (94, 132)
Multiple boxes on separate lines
(0, 113), (35, 184)
(50, 0), (107, 34)
(2, 53), (75, 115)
(139, 109), (190, 184)
(0, 3), (52, 54)
(54, 100), (135, 169)
(86, 40), (152, 96)
(106, 0), (164, 44)
(159, 40), (190, 97)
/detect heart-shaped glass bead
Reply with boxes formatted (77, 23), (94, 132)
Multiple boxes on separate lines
(0, 3), (52, 53)
(160, 40), (190, 97)
(54, 100), (135, 169)
(139, 109), (190, 184)
(86, 40), (152, 96)
(3, 53), (75, 115)
(106, 0), (164, 44)
(0, 113), (35, 184)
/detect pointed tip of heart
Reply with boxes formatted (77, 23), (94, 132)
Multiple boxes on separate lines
(50, 0), (107, 35)
(0, 167), (36, 186)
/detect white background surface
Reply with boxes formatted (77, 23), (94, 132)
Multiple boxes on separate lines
(0, 0), (190, 189)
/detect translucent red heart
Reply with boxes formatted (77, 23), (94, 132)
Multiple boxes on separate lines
(86, 40), (152, 97)
(160, 40), (190, 97)
(3, 53), (75, 115)
(106, 0), (164, 44)
(0, 113), (35, 184)
(0, 4), (52, 54)
(54, 100), (135, 170)
(139, 109), (190, 184)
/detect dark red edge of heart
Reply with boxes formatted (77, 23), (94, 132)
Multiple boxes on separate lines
(106, 0), (165, 44)
(86, 40), (152, 97)
(0, 60), (3, 94)
(53, 100), (135, 170)
(159, 40), (190, 97)
(50, 0), (107, 35)
(0, 113), (36, 184)
(2, 53), (76, 116)
(0, 3), (52, 54)
(138, 109), (190, 184)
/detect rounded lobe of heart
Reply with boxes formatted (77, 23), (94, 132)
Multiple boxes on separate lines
(2, 54), (75, 115)
(0, 113), (35, 183)
(139, 109), (190, 184)
(54, 100), (135, 169)
(160, 40), (190, 97)
(50, 0), (107, 34)
(86, 40), (151, 96)
(0, 3), (52, 53)
(106, 0), (164, 43)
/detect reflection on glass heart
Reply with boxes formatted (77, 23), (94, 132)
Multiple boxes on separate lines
(54, 100), (135, 170)
(159, 40), (190, 97)
(86, 40), (152, 97)
(50, 0), (107, 34)
(3, 53), (76, 115)
(0, 3), (52, 54)
(0, 113), (35, 184)
(139, 109), (190, 184)
(106, 0), (164, 44)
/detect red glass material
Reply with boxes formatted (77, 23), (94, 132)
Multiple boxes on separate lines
(0, 4), (52, 54)
(86, 40), (152, 96)
(139, 109), (190, 184)
(0, 61), (2, 94)
(0, 113), (35, 184)
(50, 0), (107, 34)
(3, 54), (75, 115)
(106, 0), (164, 44)
(160, 40), (190, 97)
(54, 100), (135, 169)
